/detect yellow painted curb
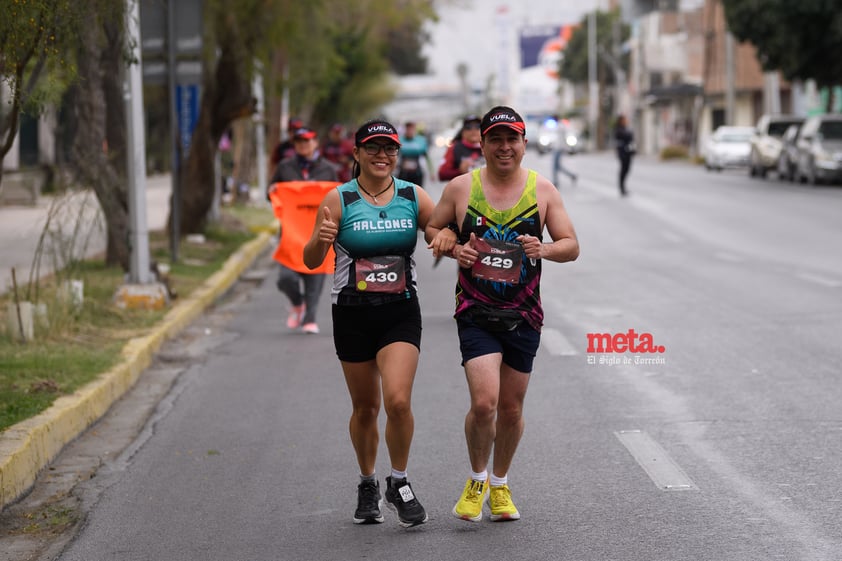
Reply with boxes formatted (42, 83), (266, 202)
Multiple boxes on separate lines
(0, 231), (273, 510)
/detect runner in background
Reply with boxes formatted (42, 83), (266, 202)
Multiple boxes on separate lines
(268, 127), (339, 334)
(397, 121), (432, 187)
(322, 123), (355, 183)
(438, 115), (484, 181)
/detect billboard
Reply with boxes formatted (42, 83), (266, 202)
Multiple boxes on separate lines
(516, 24), (576, 115)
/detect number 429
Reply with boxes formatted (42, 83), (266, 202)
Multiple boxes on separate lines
(480, 256), (514, 269)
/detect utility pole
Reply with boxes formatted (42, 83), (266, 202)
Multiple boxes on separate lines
(125, 0), (150, 285)
(167, 0), (181, 262)
(253, 62), (267, 194)
(725, 31), (735, 125)
(588, 10), (598, 151)
(114, 0), (169, 310)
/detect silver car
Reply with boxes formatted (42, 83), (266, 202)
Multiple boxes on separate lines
(794, 114), (842, 185)
(703, 126), (754, 171)
(749, 114), (804, 178)
(776, 123), (802, 182)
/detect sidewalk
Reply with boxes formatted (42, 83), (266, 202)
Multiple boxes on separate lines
(0, 175), (277, 509)
(0, 227), (274, 510)
(0, 174), (172, 296)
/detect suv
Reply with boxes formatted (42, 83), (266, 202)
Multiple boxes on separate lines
(748, 114), (804, 178)
(794, 114), (842, 185)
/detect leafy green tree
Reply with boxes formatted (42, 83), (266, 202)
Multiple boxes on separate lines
(559, 9), (629, 147)
(1, 0), (131, 269)
(722, 0), (842, 111)
(0, 0), (78, 183)
(178, 0), (438, 235)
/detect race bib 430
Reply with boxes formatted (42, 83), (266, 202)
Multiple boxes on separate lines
(355, 255), (406, 293)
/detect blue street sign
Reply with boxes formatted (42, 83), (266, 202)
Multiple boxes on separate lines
(176, 84), (199, 153)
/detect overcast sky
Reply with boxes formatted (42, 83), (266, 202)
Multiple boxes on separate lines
(422, 0), (600, 89)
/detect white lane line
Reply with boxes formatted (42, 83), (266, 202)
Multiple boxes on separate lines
(796, 272), (841, 288)
(615, 430), (699, 491)
(541, 327), (579, 356)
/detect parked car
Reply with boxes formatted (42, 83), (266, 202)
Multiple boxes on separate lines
(749, 114), (804, 178)
(703, 126), (754, 171)
(794, 114), (842, 185)
(776, 123), (802, 181)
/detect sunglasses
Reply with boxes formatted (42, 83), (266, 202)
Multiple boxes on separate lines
(361, 143), (399, 156)
(464, 123), (481, 130)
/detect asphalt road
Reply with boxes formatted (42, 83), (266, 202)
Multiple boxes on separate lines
(10, 150), (842, 560)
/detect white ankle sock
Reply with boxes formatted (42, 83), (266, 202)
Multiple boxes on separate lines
(471, 470), (488, 482)
(490, 474), (507, 487)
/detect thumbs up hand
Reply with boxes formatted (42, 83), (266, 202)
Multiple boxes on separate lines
(319, 206), (338, 244)
(456, 232), (479, 268)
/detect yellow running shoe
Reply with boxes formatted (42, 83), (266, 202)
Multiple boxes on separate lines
(488, 484), (521, 521)
(452, 479), (488, 522)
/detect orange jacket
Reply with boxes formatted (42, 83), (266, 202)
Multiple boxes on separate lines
(269, 181), (340, 274)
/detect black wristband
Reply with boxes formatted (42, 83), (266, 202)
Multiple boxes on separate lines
(445, 222), (459, 234)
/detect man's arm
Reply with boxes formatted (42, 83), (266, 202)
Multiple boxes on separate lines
(424, 178), (464, 257)
(518, 179), (579, 263)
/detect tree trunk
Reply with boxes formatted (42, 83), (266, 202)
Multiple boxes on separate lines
(177, 28), (255, 235)
(71, 2), (129, 271)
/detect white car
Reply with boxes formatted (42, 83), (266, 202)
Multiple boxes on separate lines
(530, 117), (582, 155)
(704, 126), (754, 171)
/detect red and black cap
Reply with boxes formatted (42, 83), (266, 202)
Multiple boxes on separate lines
(355, 120), (401, 146)
(480, 106), (526, 136)
(293, 127), (317, 140)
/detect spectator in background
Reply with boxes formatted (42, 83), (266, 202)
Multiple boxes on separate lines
(438, 115), (484, 181)
(551, 116), (578, 187)
(613, 114), (635, 196)
(322, 123), (355, 183)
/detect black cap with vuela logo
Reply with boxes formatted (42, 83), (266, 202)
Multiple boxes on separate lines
(355, 120), (401, 146)
(480, 106), (526, 136)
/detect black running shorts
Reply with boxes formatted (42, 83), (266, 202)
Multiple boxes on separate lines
(332, 296), (422, 362)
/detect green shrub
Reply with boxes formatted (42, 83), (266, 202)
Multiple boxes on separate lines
(660, 145), (690, 160)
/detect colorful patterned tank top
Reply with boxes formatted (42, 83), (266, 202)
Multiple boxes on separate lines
(455, 168), (544, 330)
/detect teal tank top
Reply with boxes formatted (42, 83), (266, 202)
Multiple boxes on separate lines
(331, 177), (420, 305)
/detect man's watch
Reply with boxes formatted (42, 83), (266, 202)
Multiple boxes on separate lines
(445, 223), (459, 234)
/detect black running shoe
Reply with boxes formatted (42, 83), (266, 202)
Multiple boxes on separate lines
(384, 476), (428, 527)
(354, 479), (384, 524)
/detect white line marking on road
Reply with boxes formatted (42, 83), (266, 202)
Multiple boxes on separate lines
(541, 327), (579, 356)
(796, 272), (841, 288)
(615, 430), (699, 491)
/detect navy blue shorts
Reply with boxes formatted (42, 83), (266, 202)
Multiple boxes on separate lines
(332, 296), (422, 362)
(456, 316), (540, 373)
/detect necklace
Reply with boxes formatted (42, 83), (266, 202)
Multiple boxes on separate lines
(357, 177), (394, 202)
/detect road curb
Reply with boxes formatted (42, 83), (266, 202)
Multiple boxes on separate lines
(0, 231), (274, 510)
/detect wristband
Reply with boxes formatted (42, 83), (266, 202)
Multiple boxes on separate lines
(445, 222), (459, 234)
